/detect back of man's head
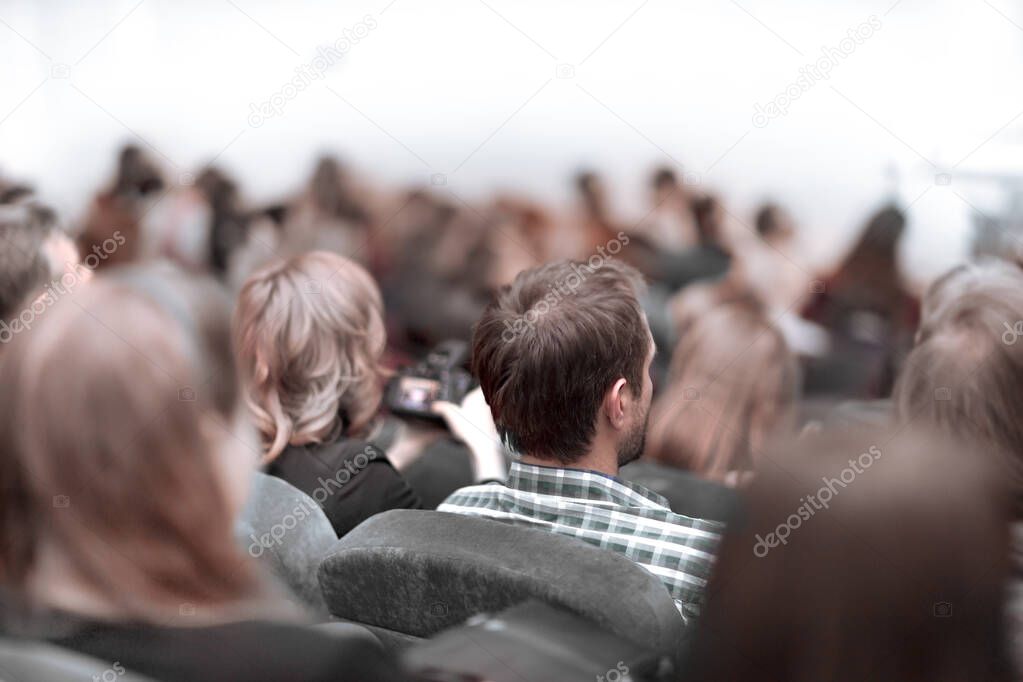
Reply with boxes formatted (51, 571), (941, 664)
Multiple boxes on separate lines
(0, 202), (63, 322)
(651, 167), (677, 192)
(472, 259), (650, 464)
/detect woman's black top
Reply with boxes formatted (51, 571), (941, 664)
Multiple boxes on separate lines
(265, 436), (421, 537)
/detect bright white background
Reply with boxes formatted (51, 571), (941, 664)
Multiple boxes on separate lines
(2, 0), (1023, 287)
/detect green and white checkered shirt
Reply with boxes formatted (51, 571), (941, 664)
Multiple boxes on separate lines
(438, 461), (723, 621)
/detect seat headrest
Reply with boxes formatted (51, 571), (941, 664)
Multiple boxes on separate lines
(236, 472), (336, 614)
(317, 510), (684, 656)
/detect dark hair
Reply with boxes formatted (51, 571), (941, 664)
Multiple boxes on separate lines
(692, 195), (726, 248)
(830, 203), (907, 309)
(197, 167), (247, 276)
(690, 426), (1012, 682)
(114, 144), (163, 197)
(472, 259), (650, 463)
(894, 286), (1023, 518)
(0, 202), (61, 322)
(651, 167), (677, 191)
(310, 156), (369, 225)
(754, 202), (788, 240)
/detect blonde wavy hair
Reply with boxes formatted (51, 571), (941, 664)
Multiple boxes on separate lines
(233, 251), (387, 463)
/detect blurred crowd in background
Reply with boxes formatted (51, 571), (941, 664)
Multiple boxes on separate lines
(5, 143), (929, 405)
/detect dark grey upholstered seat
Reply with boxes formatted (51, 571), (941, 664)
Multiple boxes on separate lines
(317, 510), (686, 665)
(0, 638), (156, 682)
(236, 472), (337, 615)
(405, 600), (668, 682)
(619, 460), (740, 524)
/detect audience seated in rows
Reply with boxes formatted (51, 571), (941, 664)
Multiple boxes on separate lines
(5, 144), (1023, 679)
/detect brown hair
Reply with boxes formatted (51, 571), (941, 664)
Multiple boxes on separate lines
(472, 259), (649, 463)
(647, 304), (797, 480)
(0, 267), (261, 621)
(828, 203), (907, 312)
(895, 284), (1023, 518)
(233, 251), (387, 463)
(690, 427), (1012, 682)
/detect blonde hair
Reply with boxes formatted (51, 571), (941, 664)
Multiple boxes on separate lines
(647, 304), (797, 481)
(233, 251), (387, 463)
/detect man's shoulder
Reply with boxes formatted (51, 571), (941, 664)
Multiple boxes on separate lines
(439, 477), (723, 536)
(437, 481), (509, 510)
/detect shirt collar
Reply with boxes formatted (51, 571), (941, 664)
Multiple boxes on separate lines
(506, 461), (673, 510)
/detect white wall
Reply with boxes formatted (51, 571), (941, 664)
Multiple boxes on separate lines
(2, 0), (1022, 287)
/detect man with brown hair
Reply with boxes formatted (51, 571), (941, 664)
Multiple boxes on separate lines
(439, 260), (722, 621)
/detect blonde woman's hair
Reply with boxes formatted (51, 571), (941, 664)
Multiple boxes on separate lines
(234, 251), (387, 463)
(647, 303), (798, 481)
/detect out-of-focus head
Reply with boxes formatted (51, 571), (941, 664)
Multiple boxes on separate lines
(196, 166), (238, 211)
(651, 167), (678, 198)
(0, 179), (33, 205)
(0, 265), (259, 620)
(753, 202), (794, 244)
(692, 194), (726, 248)
(647, 304), (797, 481)
(0, 202), (87, 331)
(310, 155), (343, 213)
(691, 426), (1012, 682)
(574, 170), (608, 214)
(472, 259), (653, 465)
(858, 203), (906, 252)
(574, 170), (599, 196)
(894, 276), (1023, 518)
(234, 251), (387, 462)
(835, 203), (906, 285)
(114, 144), (163, 196)
(917, 260), (1023, 343)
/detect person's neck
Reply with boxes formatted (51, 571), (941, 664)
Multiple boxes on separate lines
(519, 439), (620, 478)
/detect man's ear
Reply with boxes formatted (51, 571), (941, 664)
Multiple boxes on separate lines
(603, 377), (629, 430)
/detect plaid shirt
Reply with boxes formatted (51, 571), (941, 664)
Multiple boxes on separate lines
(438, 461), (723, 621)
